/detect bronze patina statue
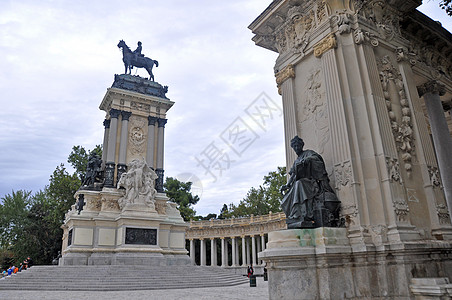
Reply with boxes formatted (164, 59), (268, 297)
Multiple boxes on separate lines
(117, 40), (159, 81)
(281, 136), (342, 229)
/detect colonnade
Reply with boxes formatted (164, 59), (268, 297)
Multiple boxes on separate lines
(186, 212), (286, 267)
(102, 108), (167, 192)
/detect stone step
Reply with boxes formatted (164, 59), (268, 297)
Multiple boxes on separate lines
(0, 265), (249, 291)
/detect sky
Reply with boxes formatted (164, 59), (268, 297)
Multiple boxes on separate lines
(0, 1), (450, 217)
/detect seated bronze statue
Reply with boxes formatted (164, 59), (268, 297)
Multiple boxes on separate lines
(281, 136), (342, 229)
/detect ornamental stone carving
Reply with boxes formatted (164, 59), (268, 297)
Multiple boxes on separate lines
(378, 55), (415, 176)
(275, 64), (295, 95)
(386, 157), (402, 184)
(436, 204), (451, 225)
(314, 33), (337, 57)
(428, 166), (442, 188)
(417, 81), (446, 97)
(129, 116), (147, 155)
(353, 29), (379, 46)
(395, 47), (416, 65)
(334, 161), (352, 189)
(117, 159), (158, 210)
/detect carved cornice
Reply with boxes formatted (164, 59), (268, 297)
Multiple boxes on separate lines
(417, 81), (446, 97)
(275, 64), (295, 95)
(314, 33), (337, 57)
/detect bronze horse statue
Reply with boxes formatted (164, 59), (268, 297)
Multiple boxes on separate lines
(117, 40), (159, 81)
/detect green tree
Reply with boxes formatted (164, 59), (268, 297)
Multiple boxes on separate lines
(164, 177), (200, 221)
(225, 167), (286, 217)
(440, 0), (452, 16)
(0, 190), (32, 248)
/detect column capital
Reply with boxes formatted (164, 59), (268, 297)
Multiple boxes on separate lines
(314, 33), (337, 58)
(109, 108), (121, 119)
(103, 119), (111, 129)
(220, 237), (225, 240)
(148, 116), (158, 126)
(158, 118), (168, 128)
(275, 64), (295, 86)
(121, 111), (132, 121)
(417, 81), (446, 97)
(210, 237), (216, 240)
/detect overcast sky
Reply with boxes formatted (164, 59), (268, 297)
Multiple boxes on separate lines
(0, 1), (450, 217)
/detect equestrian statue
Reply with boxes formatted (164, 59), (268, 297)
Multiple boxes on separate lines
(117, 40), (159, 81)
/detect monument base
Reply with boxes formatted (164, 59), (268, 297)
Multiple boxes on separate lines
(60, 189), (191, 266)
(260, 228), (452, 299)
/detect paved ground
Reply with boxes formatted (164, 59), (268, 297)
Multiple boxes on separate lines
(1, 276), (268, 300)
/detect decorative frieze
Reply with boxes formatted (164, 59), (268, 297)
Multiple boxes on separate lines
(314, 33), (337, 58)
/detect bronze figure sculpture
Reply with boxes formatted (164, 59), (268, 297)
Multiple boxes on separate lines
(117, 40), (159, 81)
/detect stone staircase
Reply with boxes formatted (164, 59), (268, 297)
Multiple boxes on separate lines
(0, 265), (249, 291)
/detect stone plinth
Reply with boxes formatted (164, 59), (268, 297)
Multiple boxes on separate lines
(260, 228), (452, 299)
(60, 189), (191, 266)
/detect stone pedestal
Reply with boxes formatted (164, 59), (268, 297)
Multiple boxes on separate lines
(60, 190), (191, 266)
(260, 229), (452, 299)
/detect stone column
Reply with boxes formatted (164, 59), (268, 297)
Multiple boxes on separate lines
(146, 116), (158, 169)
(224, 238), (229, 267)
(210, 238), (217, 266)
(261, 234), (266, 265)
(102, 119), (110, 165)
(241, 236), (246, 266)
(418, 81), (452, 222)
(251, 235), (257, 266)
(235, 238), (240, 266)
(104, 108), (120, 187)
(231, 237), (237, 267)
(220, 238), (225, 267)
(246, 237), (251, 265)
(200, 238), (206, 266)
(155, 118), (167, 193)
(256, 236), (261, 265)
(189, 239), (195, 264)
(117, 111), (131, 181)
(275, 64), (297, 168)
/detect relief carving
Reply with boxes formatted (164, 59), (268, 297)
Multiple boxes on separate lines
(334, 161), (352, 189)
(385, 157), (402, 184)
(428, 166), (442, 188)
(436, 204), (451, 225)
(129, 115), (147, 155)
(275, 64), (295, 95)
(353, 28), (379, 46)
(378, 55), (415, 176)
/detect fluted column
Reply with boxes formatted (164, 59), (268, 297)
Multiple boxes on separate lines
(418, 81), (452, 222)
(231, 237), (237, 267)
(104, 108), (120, 187)
(146, 116), (158, 169)
(251, 235), (257, 266)
(221, 237), (226, 267)
(200, 238), (206, 266)
(117, 111), (131, 181)
(275, 64), (297, 168)
(155, 118), (167, 192)
(189, 239), (195, 264)
(210, 238), (217, 266)
(102, 119), (110, 165)
(241, 236), (246, 266)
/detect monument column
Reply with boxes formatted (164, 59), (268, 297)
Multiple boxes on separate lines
(146, 116), (158, 169)
(102, 119), (110, 165)
(275, 65), (297, 168)
(117, 111), (132, 181)
(418, 81), (452, 221)
(210, 238), (217, 266)
(189, 239), (195, 264)
(156, 118), (167, 192)
(241, 236), (246, 266)
(231, 237), (237, 267)
(261, 234), (266, 265)
(246, 237), (251, 265)
(200, 238), (206, 266)
(224, 238), (229, 267)
(104, 108), (120, 187)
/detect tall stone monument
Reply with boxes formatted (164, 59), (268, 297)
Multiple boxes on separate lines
(250, 1), (452, 298)
(60, 41), (190, 266)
